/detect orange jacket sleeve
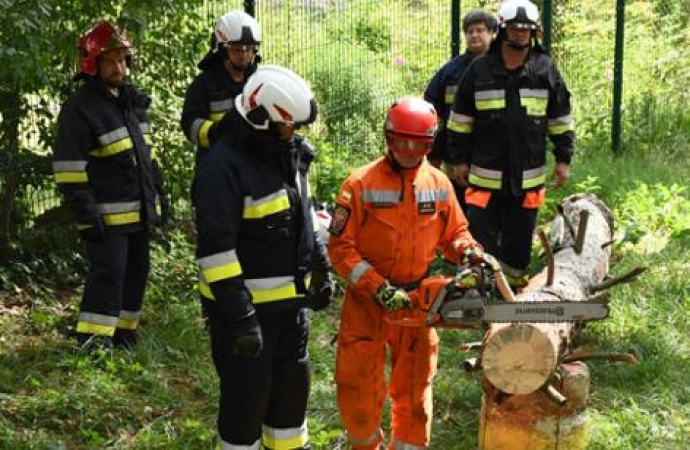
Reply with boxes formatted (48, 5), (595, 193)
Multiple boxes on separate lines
(438, 176), (479, 263)
(327, 175), (386, 298)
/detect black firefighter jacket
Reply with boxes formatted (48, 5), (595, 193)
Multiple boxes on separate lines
(194, 110), (330, 321)
(446, 42), (575, 197)
(53, 78), (166, 234)
(180, 57), (257, 165)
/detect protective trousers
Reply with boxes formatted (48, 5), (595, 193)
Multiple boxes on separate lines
(77, 229), (150, 341)
(465, 194), (538, 275)
(204, 302), (311, 449)
(336, 294), (439, 449)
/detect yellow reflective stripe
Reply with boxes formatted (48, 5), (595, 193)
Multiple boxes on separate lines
(76, 322), (116, 336)
(262, 426), (308, 449)
(144, 134), (153, 146)
(243, 193), (290, 219)
(469, 173), (502, 189)
(522, 168), (546, 189)
(203, 261), (242, 284)
(251, 284), (301, 304)
(198, 120), (212, 148)
(476, 99), (505, 110)
(55, 172), (88, 183)
(548, 122), (575, 135)
(521, 98), (548, 116)
(209, 112), (224, 122)
(199, 279), (214, 299)
(447, 121), (473, 133)
(90, 137), (133, 157)
(116, 317), (138, 330)
(77, 223), (94, 231)
(102, 211), (141, 225)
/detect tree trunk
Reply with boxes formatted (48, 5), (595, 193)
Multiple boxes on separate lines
(478, 193), (615, 449)
(0, 88), (22, 255)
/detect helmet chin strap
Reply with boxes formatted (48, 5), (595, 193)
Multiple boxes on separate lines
(505, 39), (531, 50)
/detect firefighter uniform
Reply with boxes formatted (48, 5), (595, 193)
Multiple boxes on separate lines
(446, 41), (574, 281)
(327, 155), (477, 449)
(181, 58), (256, 166)
(424, 50), (481, 211)
(53, 78), (166, 344)
(194, 109), (329, 449)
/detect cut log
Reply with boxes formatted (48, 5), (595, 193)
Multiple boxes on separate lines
(481, 193), (614, 394)
(478, 194), (615, 450)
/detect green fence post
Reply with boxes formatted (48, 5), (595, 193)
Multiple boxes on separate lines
(451, 0), (461, 58)
(541, 0), (552, 55)
(612, 0), (626, 154)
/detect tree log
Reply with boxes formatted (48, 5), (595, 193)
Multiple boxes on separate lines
(481, 193), (613, 394)
(478, 194), (615, 449)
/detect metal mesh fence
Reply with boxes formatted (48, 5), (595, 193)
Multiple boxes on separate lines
(3, 0), (688, 251)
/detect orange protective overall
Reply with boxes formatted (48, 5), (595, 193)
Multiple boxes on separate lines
(328, 156), (477, 448)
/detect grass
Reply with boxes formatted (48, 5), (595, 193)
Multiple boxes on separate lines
(2, 124), (690, 448)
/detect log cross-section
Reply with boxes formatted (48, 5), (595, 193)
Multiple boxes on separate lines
(481, 193), (614, 395)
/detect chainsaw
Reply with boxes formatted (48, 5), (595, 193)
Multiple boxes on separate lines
(386, 263), (610, 329)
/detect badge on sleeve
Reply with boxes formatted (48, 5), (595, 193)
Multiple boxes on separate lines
(328, 204), (351, 236)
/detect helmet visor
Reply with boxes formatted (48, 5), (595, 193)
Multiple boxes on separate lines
(387, 135), (432, 156)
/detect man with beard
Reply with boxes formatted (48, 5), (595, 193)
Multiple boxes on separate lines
(53, 21), (167, 351)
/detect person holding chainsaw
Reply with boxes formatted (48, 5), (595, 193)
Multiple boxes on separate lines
(181, 10), (261, 169)
(446, 0), (575, 290)
(327, 97), (491, 449)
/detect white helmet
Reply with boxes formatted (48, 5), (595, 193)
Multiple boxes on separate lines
(235, 65), (318, 130)
(214, 10), (261, 48)
(498, 0), (540, 30)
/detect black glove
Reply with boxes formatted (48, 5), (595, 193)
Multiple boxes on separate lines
(307, 270), (335, 311)
(229, 314), (263, 358)
(79, 216), (105, 242)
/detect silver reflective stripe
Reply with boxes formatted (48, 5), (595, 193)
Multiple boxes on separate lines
(361, 190), (400, 204)
(139, 122), (150, 133)
(470, 166), (502, 180)
(98, 127), (129, 146)
(475, 89), (505, 101)
(245, 276), (294, 291)
(197, 250), (239, 270)
(53, 160), (87, 172)
(348, 429), (382, 446)
(78, 312), (118, 327)
(190, 118), (205, 145)
(523, 166), (545, 179)
(390, 439), (427, 450)
(449, 111), (473, 124)
(95, 201), (141, 214)
(548, 114), (573, 125)
(350, 260), (372, 285)
(416, 189), (448, 203)
(210, 99), (234, 112)
(219, 435), (260, 450)
(519, 88), (549, 99)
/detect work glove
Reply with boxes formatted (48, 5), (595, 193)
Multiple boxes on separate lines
(462, 247), (500, 271)
(375, 281), (413, 313)
(79, 216), (106, 242)
(229, 314), (263, 358)
(307, 270), (335, 311)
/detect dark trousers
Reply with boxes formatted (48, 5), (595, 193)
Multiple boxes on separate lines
(203, 301), (311, 447)
(80, 230), (150, 332)
(465, 195), (537, 273)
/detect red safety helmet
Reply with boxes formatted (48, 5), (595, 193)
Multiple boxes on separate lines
(385, 97), (438, 156)
(77, 21), (133, 77)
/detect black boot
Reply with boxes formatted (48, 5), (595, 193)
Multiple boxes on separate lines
(112, 329), (139, 350)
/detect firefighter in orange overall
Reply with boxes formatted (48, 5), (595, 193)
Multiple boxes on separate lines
(327, 97), (490, 449)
